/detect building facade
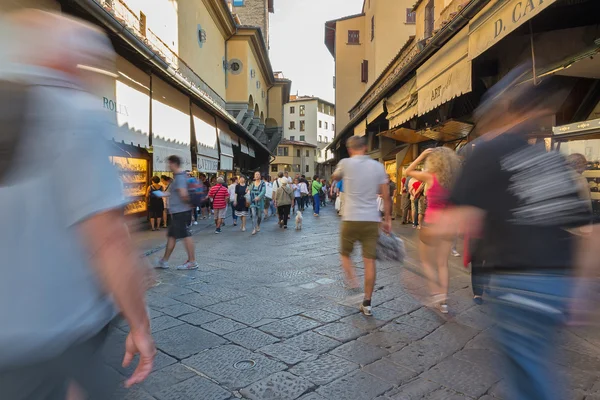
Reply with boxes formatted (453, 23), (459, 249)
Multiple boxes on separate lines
(325, 0), (600, 215)
(283, 96), (335, 179)
(3, 0), (291, 217)
(270, 140), (318, 180)
(230, 0), (274, 48)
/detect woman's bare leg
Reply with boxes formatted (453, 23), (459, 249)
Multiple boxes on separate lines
(419, 239), (439, 297)
(436, 239), (453, 301)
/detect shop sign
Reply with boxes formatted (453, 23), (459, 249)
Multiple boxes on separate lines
(197, 155), (219, 173)
(469, 0), (557, 60)
(103, 97), (129, 116)
(553, 118), (600, 135)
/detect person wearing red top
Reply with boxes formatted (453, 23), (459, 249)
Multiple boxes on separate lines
(208, 176), (229, 234)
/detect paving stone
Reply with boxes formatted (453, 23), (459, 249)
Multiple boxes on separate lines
(315, 278), (336, 285)
(173, 292), (221, 308)
(302, 310), (341, 323)
(409, 307), (446, 322)
(297, 393), (327, 400)
(424, 322), (478, 350)
(300, 282), (320, 289)
(320, 304), (359, 317)
(556, 348), (600, 372)
(395, 313), (445, 333)
(149, 284), (194, 298)
(453, 348), (503, 369)
(177, 310), (221, 326)
(465, 332), (499, 353)
(183, 345), (286, 390)
(206, 297), (304, 325)
(362, 359), (418, 386)
(141, 363), (196, 394)
(358, 331), (413, 349)
(259, 316), (321, 338)
(371, 306), (404, 321)
(387, 378), (441, 399)
(112, 385), (156, 400)
(488, 380), (510, 399)
(239, 371), (314, 400)
(421, 357), (499, 398)
(146, 294), (183, 309)
(331, 340), (389, 365)
(225, 328), (279, 350)
(159, 302), (199, 318)
(423, 388), (470, 399)
(340, 314), (387, 331)
(153, 324), (226, 359)
(284, 331), (342, 355)
(154, 376), (230, 400)
(380, 322), (430, 342)
(314, 322), (367, 342)
(289, 354), (359, 385)
(379, 299), (421, 315)
(202, 318), (247, 335)
(454, 307), (495, 331)
(316, 370), (393, 400)
(258, 343), (316, 365)
(149, 315), (185, 333)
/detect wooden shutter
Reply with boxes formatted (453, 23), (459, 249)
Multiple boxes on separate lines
(361, 60), (369, 83)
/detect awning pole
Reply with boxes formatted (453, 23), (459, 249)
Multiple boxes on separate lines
(530, 21), (539, 86)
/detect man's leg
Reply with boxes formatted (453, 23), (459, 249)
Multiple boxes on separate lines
(359, 222), (379, 315)
(340, 222), (358, 287)
(283, 205), (290, 226)
(183, 237), (195, 262)
(363, 257), (376, 302)
(162, 237), (176, 262)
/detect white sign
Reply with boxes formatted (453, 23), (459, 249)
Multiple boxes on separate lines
(198, 155), (219, 173)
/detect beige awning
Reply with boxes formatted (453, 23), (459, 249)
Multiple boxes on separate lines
(417, 26), (471, 116)
(469, 0), (558, 61)
(354, 118), (367, 136)
(367, 99), (386, 123)
(417, 120), (473, 142)
(378, 127), (429, 144)
(386, 77), (418, 128)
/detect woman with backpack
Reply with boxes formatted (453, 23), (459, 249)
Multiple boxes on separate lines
(146, 176), (164, 231)
(248, 171), (266, 235)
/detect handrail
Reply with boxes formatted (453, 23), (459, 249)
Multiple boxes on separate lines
(96, 0), (227, 110)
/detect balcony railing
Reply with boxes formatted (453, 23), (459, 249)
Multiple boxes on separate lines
(95, 0), (227, 112)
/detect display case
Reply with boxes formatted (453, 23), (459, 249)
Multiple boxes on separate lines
(111, 156), (149, 215)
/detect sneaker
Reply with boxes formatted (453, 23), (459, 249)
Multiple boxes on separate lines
(252, 229), (257, 235)
(215, 228), (221, 234)
(451, 249), (461, 257)
(242, 227), (246, 232)
(360, 303), (373, 317)
(155, 259), (169, 269)
(439, 303), (449, 314)
(313, 213), (318, 217)
(473, 295), (483, 305)
(193, 221), (198, 226)
(256, 227), (260, 232)
(284, 225), (288, 229)
(176, 261), (198, 270)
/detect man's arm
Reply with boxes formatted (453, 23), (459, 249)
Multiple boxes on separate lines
(380, 183), (392, 233)
(79, 209), (155, 388)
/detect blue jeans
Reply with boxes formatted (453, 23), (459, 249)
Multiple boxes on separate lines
(313, 193), (320, 215)
(269, 200), (276, 216)
(488, 273), (571, 400)
(230, 201), (237, 222)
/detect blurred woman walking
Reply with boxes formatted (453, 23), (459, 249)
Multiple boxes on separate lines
(249, 172), (266, 235)
(406, 147), (460, 313)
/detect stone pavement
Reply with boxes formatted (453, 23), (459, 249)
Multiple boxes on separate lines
(108, 205), (600, 400)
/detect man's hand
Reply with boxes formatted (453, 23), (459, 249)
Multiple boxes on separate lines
(382, 219), (392, 234)
(123, 329), (156, 388)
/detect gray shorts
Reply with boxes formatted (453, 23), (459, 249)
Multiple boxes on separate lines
(0, 326), (119, 400)
(214, 207), (228, 219)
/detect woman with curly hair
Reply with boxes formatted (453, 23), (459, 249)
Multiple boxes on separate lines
(406, 147), (461, 313)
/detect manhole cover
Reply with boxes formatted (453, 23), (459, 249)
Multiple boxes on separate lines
(233, 360), (256, 370)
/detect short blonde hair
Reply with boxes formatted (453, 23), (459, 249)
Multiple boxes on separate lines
(424, 147), (461, 190)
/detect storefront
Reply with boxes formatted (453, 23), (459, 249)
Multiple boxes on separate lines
(152, 75), (193, 174)
(218, 129), (235, 176)
(192, 104), (219, 177)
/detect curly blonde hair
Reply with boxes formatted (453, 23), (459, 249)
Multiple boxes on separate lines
(424, 147), (461, 190)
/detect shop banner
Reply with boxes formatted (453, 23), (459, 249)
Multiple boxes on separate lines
(219, 130), (234, 157)
(153, 137), (192, 172)
(417, 57), (472, 116)
(220, 155), (234, 171)
(197, 155), (219, 173)
(193, 115), (219, 159)
(469, 0), (558, 61)
(241, 139), (249, 154)
(248, 144), (256, 158)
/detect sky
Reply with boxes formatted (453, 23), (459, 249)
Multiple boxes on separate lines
(269, 0), (364, 104)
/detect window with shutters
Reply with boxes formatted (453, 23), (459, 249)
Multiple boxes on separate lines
(348, 30), (360, 45)
(290, 106), (295, 114)
(406, 9), (416, 24)
(361, 60), (369, 83)
(277, 147), (289, 157)
(300, 121), (305, 131)
(299, 105), (305, 116)
(289, 121), (295, 130)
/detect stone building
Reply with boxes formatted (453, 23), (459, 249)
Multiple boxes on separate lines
(230, 0), (274, 48)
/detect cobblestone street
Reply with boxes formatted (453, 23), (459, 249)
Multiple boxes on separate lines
(108, 206), (600, 400)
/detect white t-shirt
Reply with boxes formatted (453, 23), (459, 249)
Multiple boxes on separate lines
(333, 155), (387, 222)
(265, 182), (274, 199)
(228, 183), (237, 201)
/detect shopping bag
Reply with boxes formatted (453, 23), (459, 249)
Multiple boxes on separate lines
(335, 196), (341, 211)
(376, 233), (406, 264)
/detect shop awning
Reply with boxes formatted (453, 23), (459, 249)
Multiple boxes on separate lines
(218, 130), (234, 157)
(354, 118), (367, 136)
(248, 144), (256, 158)
(386, 77), (418, 129)
(417, 26), (471, 116)
(367, 99), (386, 123)
(520, 44), (600, 83)
(378, 127), (429, 144)
(192, 104), (219, 160)
(240, 139), (249, 154)
(197, 155), (219, 174)
(418, 120), (473, 142)
(469, 0), (559, 61)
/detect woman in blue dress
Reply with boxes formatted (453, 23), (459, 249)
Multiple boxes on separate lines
(248, 171), (266, 235)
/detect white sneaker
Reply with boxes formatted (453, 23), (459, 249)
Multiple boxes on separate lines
(193, 221), (198, 226)
(451, 249), (460, 257)
(360, 303), (373, 317)
(439, 303), (449, 314)
(176, 261), (198, 270)
(155, 259), (169, 269)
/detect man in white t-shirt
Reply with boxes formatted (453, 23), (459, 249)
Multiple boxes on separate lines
(228, 176), (238, 226)
(332, 136), (391, 316)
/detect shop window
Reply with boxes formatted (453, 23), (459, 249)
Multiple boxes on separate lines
(300, 105), (305, 116)
(271, 165), (278, 172)
(300, 135), (305, 141)
(289, 121), (295, 130)
(277, 147), (289, 157)
(406, 8), (416, 24)
(297, 149), (301, 157)
(290, 106), (295, 114)
(300, 121), (306, 131)
(348, 30), (360, 45)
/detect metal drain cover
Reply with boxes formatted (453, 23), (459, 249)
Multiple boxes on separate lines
(233, 359), (256, 370)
